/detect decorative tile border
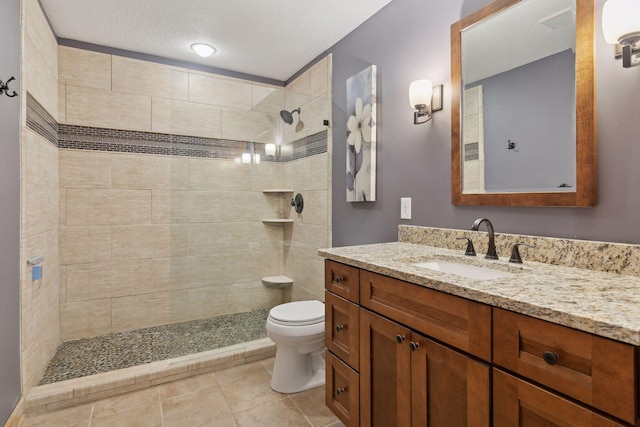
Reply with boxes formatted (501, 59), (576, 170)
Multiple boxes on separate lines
(26, 92), (58, 147)
(26, 93), (327, 161)
(398, 225), (640, 276)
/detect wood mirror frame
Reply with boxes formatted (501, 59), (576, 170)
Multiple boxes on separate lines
(451, 0), (596, 207)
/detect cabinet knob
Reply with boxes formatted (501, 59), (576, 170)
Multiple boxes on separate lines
(543, 351), (559, 365)
(334, 276), (343, 284)
(336, 387), (346, 395)
(410, 341), (420, 351)
(396, 335), (406, 344)
(335, 324), (345, 332)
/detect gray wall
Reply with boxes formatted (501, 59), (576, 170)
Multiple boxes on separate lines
(0, 0), (22, 422)
(330, 0), (640, 247)
(477, 50), (576, 191)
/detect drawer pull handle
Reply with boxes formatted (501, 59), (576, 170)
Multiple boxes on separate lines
(543, 351), (559, 365)
(410, 342), (420, 351)
(396, 335), (406, 344)
(335, 324), (345, 332)
(334, 276), (344, 284)
(336, 387), (346, 395)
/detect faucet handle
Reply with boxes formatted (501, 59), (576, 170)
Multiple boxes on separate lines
(456, 237), (476, 256)
(509, 242), (535, 263)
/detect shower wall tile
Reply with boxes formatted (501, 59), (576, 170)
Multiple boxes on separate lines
(58, 46), (111, 90)
(187, 222), (282, 257)
(251, 85), (285, 114)
(112, 56), (188, 100)
(250, 162), (284, 191)
(283, 96), (329, 143)
(66, 259), (156, 302)
(309, 56), (330, 98)
(59, 226), (112, 265)
(152, 190), (271, 224)
(156, 99), (222, 139)
(65, 85), (152, 131)
(297, 190), (328, 227)
(58, 84), (66, 123)
(150, 97), (172, 134)
(24, 35), (59, 122)
(21, 0), (61, 392)
(25, 0), (58, 76)
(65, 189), (152, 226)
(59, 150), (112, 189)
(24, 183), (59, 238)
(286, 71), (311, 96)
(188, 158), (252, 191)
(111, 153), (189, 191)
(60, 299), (112, 340)
(24, 130), (59, 187)
(220, 108), (276, 143)
(111, 224), (188, 260)
(188, 73), (253, 110)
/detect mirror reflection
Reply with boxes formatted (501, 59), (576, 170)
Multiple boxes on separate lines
(460, 0), (576, 194)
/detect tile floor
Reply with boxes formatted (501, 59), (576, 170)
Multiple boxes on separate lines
(21, 358), (344, 427)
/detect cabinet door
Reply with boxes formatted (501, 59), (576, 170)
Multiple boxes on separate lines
(493, 369), (625, 427)
(360, 309), (411, 427)
(411, 333), (490, 427)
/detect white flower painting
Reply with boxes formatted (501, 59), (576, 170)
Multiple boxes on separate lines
(346, 65), (377, 202)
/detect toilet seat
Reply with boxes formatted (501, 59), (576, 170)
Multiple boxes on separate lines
(268, 300), (324, 326)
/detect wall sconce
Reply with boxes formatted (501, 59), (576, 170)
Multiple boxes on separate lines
(602, 0), (640, 68)
(409, 80), (443, 124)
(265, 143), (277, 156)
(242, 153), (260, 164)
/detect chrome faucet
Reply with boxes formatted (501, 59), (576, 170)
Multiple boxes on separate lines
(471, 218), (498, 260)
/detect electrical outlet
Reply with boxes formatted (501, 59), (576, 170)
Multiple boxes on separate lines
(401, 198), (411, 220)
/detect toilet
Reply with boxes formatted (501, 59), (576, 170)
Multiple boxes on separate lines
(266, 300), (326, 393)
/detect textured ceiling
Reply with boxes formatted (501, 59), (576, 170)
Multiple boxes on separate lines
(40, 0), (393, 82)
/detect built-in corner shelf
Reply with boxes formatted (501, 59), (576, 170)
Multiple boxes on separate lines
(262, 189), (295, 224)
(261, 275), (293, 289)
(262, 219), (294, 224)
(262, 189), (294, 194)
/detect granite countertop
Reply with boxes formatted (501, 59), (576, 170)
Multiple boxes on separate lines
(319, 242), (640, 346)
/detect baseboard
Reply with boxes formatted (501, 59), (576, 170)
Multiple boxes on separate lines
(3, 397), (25, 427)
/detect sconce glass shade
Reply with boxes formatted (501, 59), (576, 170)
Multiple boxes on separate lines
(191, 43), (216, 57)
(602, 0), (640, 44)
(254, 154), (260, 164)
(409, 80), (433, 108)
(265, 143), (276, 156)
(241, 152), (252, 164)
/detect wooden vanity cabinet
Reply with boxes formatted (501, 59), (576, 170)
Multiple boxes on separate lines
(360, 309), (490, 427)
(493, 308), (637, 425)
(493, 369), (626, 427)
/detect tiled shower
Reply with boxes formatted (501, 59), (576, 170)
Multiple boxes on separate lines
(21, 0), (331, 394)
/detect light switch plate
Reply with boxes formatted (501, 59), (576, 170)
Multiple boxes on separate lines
(401, 198), (411, 220)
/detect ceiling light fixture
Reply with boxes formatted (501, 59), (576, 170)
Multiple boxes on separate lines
(190, 43), (216, 58)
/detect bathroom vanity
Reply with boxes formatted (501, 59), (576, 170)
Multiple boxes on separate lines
(321, 233), (640, 427)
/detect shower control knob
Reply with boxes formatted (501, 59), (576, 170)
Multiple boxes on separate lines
(335, 324), (345, 332)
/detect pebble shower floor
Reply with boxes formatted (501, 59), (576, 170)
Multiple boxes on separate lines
(39, 308), (270, 385)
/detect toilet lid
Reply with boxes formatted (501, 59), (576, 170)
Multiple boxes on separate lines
(269, 300), (324, 326)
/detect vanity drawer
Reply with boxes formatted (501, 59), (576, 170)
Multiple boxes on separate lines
(325, 260), (360, 303)
(326, 350), (360, 427)
(359, 270), (492, 361)
(325, 291), (360, 370)
(493, 369), (626, 427)
(493, 308), (636, 424)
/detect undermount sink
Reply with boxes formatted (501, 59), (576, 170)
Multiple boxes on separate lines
(413, 260), (514, 280)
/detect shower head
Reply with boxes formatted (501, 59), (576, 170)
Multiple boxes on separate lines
(280, 108), (301, 125)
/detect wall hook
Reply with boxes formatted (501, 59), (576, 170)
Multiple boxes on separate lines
(0, 77), (18, 98)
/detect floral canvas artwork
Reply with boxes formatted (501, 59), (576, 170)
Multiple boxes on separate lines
(346, 65), (376, 202)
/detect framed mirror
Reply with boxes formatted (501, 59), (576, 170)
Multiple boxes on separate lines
(451, 0), (596, 207)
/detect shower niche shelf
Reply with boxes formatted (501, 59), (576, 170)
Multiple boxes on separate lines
(262, 189), (295, 224)
(262, 219), (294, 224)
(262, 275), (293, 289)
(262, 189), (294, 193)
